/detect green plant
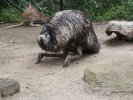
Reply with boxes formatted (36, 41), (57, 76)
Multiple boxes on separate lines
(0, 8), (21, 23)
(94, 0), (133, 21)
(0, 0), (132, 22)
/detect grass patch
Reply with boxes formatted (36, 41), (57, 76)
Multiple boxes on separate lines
(0, 7), (21, 23)
(94, 0), (133, 21)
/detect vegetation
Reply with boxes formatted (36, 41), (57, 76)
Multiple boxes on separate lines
(0, 0), (132, 23)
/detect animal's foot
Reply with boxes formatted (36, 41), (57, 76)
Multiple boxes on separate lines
(35, 53), (44, 64)
(63, 63), (69, 67)
(63, 55), (71, 67)
(34, 24), (41, 27)
(30, 23), (41, 27)
(31, 24), (41, 27)
(116, 35), (123, 40)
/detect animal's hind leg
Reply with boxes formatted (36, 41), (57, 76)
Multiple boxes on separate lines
(30, 20), (41, 27)
(86, 36), (101, 54)
(63, 46), (82, 67)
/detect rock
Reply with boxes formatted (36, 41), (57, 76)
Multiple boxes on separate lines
(0, 78), (20, 98)
(83, 70), (97, 85)
(105, 21), (133, 41)
(83, 61), (133, 93)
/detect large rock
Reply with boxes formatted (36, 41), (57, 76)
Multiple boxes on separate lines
(105, 21), (133, 41)
(83, 61), (133, 93)
(0, 78), (20, 98)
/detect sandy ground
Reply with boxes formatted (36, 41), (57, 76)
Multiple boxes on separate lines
(0, 23), (133, 100)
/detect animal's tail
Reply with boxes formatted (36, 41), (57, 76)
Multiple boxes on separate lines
(1, 22), (24, 30)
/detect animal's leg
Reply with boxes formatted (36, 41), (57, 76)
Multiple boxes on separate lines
(36, 52), (64, 64)
(77, 46), (82, 56)
(36, 53), (44, 64)
(63, 46), (82, 67)
(63, 55), (71, 67)
(115, 32), (125, 41)
(86, 34), (101, 54)
(29, 19), (34, 26)
(116, 34), (123, 40)
(34, 24), (41, 27)
(30, 19), (41, 27)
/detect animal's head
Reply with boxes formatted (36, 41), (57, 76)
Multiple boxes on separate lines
(105, 21), (121, 35)
(37, 23), (58, 51)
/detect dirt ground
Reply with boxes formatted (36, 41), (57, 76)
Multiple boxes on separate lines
(0, 23), (133, 100)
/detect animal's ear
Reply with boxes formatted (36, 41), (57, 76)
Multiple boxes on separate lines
(28, 2), (32, 7)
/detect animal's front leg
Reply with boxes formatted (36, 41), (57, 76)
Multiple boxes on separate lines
(63, 54), (83, 67)
(116, 34), (123, 40)
(63, 55), (71, 67)
(36, 53), (44, 64)
(63, 46), (82, 67)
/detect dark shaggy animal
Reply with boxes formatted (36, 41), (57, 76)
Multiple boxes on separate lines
(36, 10), (100, 67)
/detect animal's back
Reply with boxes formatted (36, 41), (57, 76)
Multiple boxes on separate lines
(106, 21), (133, 37)
(22, 4), (42, 22)
(50, 10), (91, 28)
(49, 10), (92, 48)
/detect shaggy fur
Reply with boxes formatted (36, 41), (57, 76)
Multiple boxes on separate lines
(37, 10), (100, 66)
(105, 21), (133, 41)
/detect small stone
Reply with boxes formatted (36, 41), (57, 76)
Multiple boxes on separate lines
(0, 78), (20, 98)
(84, 70), (97, 85)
